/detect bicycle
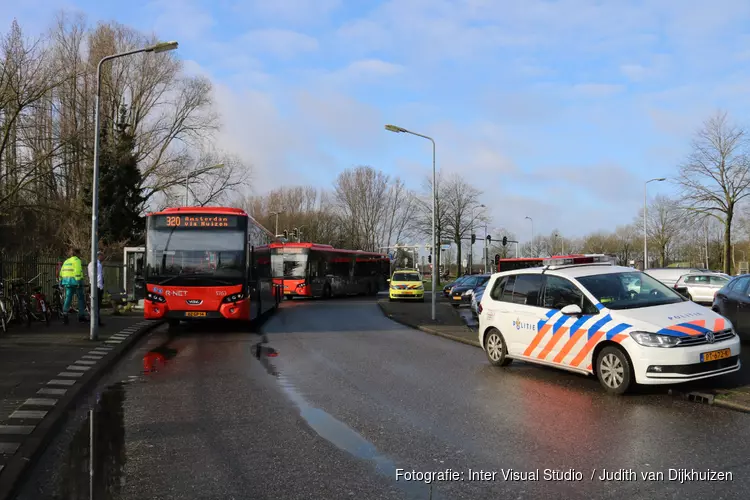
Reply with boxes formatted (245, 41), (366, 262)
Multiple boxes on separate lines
(50, 281), (90, 319)
(27, 273), (50, 326)
(8, 278), (31, 327)
(0, 277), (7, 333)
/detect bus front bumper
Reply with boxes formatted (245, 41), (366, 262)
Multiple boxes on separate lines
(144, 298), (251, 320)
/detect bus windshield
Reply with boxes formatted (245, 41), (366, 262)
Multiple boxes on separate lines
(271, 249), (308, 278)
(146, 228), (246, 286)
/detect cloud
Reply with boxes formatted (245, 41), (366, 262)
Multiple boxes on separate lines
(147, 0), (215, 41)
(239, 29), (318, 59)
(231, 0), (342, 26)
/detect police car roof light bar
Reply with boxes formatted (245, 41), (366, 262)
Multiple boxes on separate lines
(542, 254), (615, 269)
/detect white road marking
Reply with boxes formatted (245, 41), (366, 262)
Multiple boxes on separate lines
(37, 388), (67, 395)
(47, 379), (75, 386)
(23, 398), (57, 406)
(66, 365), (90, 371)
(10, 410), (47, 419)
(0, 425), (34, 435)
(57, 372), (83, 378)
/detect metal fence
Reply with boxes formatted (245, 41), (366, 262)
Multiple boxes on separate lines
(0, 256), (124, 300)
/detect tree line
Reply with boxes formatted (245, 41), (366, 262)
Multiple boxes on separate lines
(0, 14), (248, 258)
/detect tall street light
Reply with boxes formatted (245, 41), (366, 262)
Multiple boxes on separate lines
(184, 163), (225, 206)
(644, 177), (666, 270)
(385, 124), (437, 321)
(270, 210), (285, 236)
(90, 40), (178, 341)
(525, 216), (534, 257)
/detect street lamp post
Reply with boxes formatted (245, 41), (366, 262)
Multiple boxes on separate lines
(90, 40), (178, 341)
(525, 216), (534, 257)
(644, 178), (666, 270)
(270, 210), (284, 236)
(184, 163), (225, 206)
(385, 124), (437, 321)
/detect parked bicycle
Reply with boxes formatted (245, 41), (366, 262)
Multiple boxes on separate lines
(0, 277), (7, 333)
(27, 273), (50, 326)
(8, 278), (32, 327)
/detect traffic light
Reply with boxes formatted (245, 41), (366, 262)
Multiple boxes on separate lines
(495, 254), (500, 266)
(487, 235), (491, 243)
(292, 227), (299, 240)
(283, 230), (288, 239)
(502, 236), (508, 247)
(471, 233), (476, 244)
(428, 255), (432, 263)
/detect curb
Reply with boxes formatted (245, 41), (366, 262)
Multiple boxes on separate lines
(671, 389), (750, 414)
(377, 302), (481, 348)
(0, 319), (165, 500)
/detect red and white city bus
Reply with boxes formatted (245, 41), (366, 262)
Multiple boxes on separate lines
(254, 242), (390, 298)
(143, 206), (280, 326)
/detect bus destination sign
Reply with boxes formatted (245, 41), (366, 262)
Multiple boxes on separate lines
(153, 214), (239, 229)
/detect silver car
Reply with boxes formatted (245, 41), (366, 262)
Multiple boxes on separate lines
(675, 273), (730, 304)
(471, 282), (488, 317)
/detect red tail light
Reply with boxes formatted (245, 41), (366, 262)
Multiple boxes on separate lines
(478, 303), (483, 314)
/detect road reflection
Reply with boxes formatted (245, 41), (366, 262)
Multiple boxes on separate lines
(56, 383), (126, 499)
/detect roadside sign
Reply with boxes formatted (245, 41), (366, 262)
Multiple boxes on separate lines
(440, 244), (451, 250)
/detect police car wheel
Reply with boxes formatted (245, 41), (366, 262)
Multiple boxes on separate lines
(484, 329), (512, 367)
(596, 346), (632, 395)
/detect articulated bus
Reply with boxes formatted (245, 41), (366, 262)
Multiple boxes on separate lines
(143, 206), (281, 326)
(255, 242), (390, 299)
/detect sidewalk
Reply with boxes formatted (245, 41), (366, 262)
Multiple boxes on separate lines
(0, 309), (162, 496)
(377, 295), (480, 347)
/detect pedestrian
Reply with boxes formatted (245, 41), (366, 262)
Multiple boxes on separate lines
(88, 250), (105, 327)
(59, 247), (88, 325)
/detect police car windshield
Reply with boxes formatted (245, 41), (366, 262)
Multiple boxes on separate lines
(576, 271), (684, 310)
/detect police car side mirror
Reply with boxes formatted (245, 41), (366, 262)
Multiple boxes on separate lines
(386, 279), (390, 283)
(561, 304), (582, 315)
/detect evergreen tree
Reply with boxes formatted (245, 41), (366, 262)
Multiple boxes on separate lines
(98, 105), (146, 245)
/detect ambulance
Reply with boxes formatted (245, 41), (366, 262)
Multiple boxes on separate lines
(477, 255), (740, 394)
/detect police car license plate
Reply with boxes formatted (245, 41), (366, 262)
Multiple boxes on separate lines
(701, 348), (730, 362)
(185, 311), (206, 317)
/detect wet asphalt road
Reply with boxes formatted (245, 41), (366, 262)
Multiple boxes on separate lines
(14, 296), (750, 500)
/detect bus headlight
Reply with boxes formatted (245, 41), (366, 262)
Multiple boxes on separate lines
(222, 292), (245, 303)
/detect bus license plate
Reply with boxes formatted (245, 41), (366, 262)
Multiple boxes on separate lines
(701, 348), (731, 362)
(185, 312), (207, 317)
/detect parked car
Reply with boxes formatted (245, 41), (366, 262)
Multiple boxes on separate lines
(471, 282), (488, 317)
(643, 268), (703, 287)
(644, 267), (704, 299)
(443, 275), (470, 297)
(713, 274), (750, 341)
(450, 274), (490, 307)
(675, 273), (730, 304)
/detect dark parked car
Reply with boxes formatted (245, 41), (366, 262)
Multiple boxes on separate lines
(443, 275), (471, 297)
(712, 274), (750, 341)
(449, 274), (490, 307)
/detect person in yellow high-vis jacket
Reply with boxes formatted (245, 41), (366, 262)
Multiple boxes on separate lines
(59, 247), (88, 324)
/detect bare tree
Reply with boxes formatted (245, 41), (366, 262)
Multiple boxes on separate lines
(677, 110), (750, 274)
(442, 173), (484, 274)
(638, 195), (684, 267)
(333, 166), (390, 252)
(613, 224), (639, 267)
(413, 172), (452, 279)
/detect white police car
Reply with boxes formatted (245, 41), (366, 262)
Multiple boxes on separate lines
(477, 255), (740, 394)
